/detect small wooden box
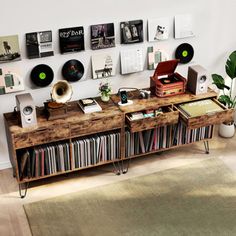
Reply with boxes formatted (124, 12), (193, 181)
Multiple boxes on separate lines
(150, 60), (187, 97)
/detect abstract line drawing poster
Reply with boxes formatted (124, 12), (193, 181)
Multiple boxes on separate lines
(0, 67), (24, 95)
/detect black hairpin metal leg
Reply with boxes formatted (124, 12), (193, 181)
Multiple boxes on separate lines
(204, 140), (210, 154)
(112, 161), (121, 175)
(12, 168), (16, 178)
(19, 182), (29, 199)
(121, 158), (131, 174)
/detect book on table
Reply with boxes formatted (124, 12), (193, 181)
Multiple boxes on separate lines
(178, 99), (224, 117)
(78, 98), (102, 113)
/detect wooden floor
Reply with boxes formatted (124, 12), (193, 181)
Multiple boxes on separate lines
(1, 129), (236, 236)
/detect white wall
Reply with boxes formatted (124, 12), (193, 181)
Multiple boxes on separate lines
(0, 0), (236, 169)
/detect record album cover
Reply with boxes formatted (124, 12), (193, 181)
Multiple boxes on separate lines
(26, 30), (54, 59)
(148, 17), (170, 41)
(0, 68), (24, 95)
(91, 53), (115, 79)
(147, 46), (169, 70)
(174, 14), (195, 39)
(91, 23), (115, 50)
(120, 20), (143, 44)
(59, 26), (84, 54)
(0, 35), (21, 63)
(120, 48), (143, 74)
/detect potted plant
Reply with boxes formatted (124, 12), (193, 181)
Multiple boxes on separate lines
(212, 51), (236, 138)
(99, 81), (112, 102)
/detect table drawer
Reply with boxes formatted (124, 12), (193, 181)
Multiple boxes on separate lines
(14, 133), (31, 149)
(177, 98), (234, 129)
(70, 115), (123, 137)
(28, 124), (70, 146)
(126, 106), (179, 133)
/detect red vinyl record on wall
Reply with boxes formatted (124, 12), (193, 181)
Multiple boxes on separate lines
(62, 59), (84, 82)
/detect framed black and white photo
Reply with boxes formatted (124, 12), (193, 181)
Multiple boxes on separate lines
(120, 20), (143, 44)
(90, 23), (115, 50)
(0, 35), (21, 63)
(26, 30), (54, 59)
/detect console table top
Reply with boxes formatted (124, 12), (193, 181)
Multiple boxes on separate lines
(111, 89), (218, 113)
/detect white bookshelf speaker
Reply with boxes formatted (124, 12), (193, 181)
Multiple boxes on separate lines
(187, 65), (208, 95)
(16, 93), (37, 128)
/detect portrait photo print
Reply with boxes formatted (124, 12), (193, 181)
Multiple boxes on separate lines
(0, 35), (21, 63)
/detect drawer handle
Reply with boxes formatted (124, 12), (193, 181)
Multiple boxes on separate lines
(91, 118), (101, 122)
(206, 112), (217, 116)
(34, 128), (48, 132)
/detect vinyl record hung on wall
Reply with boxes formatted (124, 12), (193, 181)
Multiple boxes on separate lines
(30, 64), (54, 87)
(62, 59), (84, 82)
(175, 43), (194, 64)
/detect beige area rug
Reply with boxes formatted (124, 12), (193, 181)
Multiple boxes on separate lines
(24, 158), (236, 236)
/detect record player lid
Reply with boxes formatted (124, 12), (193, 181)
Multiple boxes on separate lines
(153, 59), (179, 77)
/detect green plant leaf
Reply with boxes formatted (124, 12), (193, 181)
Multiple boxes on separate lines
(218, 95), (233, 108)
(212, 74), (230, 90)
(226, 51), (236, 79)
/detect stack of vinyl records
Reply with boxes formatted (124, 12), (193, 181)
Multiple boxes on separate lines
(19, 131), (121, 179)
(125, 122), (213, 158)
(71, 132), (120, 169)
(21, 142), (71, 179)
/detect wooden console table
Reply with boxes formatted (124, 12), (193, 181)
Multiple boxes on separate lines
(4, 90), (233, 197)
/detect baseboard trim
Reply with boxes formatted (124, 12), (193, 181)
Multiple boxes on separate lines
(0, 161), (12, 170)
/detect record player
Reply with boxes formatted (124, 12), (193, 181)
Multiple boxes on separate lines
(44, 80), (72, 120)
(150, 59), (186, 97)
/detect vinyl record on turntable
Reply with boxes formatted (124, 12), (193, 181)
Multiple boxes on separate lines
(62, 59), (84, 82)
(175, 43), (194, 64)
(30, 64), (54, 87)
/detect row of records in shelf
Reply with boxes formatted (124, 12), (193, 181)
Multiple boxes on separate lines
(18, 122), (213, 180)
(125, 122), (214, 157)
(19, 132), (121, 179)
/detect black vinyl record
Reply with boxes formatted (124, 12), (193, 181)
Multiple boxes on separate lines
(175, 43), (194, 64)
(30, 64), (54, 87)
(62, 59), (84, 82)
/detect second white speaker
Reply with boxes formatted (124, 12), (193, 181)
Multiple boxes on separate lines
(187, 65), (208, 95)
